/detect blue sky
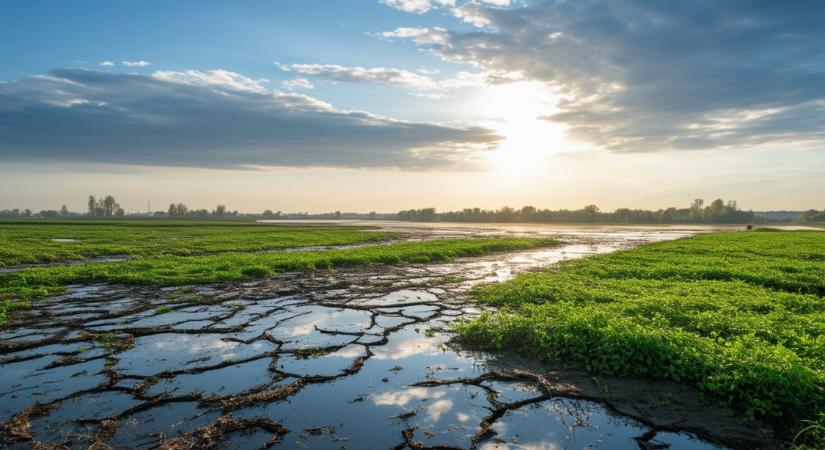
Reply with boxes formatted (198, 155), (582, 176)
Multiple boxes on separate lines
(0, 0), (475, 120)
(1, 0), (824, 212)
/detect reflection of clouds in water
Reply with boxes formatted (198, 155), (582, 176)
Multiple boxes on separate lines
(427, 399), (453, 421)
(456, 412), (470, 422)
(372, 388), (453, 423)
(328, 345), (366, 358)
(371, 336), (440, 360)
(372, 388), (445, 407)
(277, 309), (371, 337)
(280, 317), (325, 337)
(151, 335), (267, 361)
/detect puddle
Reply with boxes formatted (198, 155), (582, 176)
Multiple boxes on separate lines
(0, 226), (749, 448)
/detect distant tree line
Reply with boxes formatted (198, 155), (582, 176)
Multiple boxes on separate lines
(0, 205), (76, 218)
(397, 199), (755, 224)
(798, 209), (825, 224)
(165, 203), (237, 218)
(0, 197), (816, 225)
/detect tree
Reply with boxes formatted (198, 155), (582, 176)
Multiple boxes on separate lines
(214, 205), (226, 217)
(583, 204), (600, 222)
(60, 205), (69, 216)
(88, 196), (96, 216)
(168, 203), (188, 216)
(689, 198), (705, 221)
(262, 209), (274, 218)
(103, 196), (116, 217)
(521, 206), (536, 217)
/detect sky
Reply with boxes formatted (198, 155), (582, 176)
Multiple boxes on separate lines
(1, 0), (824, 213)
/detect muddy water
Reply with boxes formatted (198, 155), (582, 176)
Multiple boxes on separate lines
(0, 226), (733, 449)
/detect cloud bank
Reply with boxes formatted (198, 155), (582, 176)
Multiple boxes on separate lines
(0, 69), (500, 170)
(385, 0), (825, 152)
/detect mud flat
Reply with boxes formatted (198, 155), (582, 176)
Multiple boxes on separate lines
(0, 226), (760, 449)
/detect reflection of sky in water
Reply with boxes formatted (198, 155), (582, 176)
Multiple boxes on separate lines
(277, 344), (368, 377)
(371, 334), (442, 360)
(116, 333), (275, 376)
(372, 387), (442, 407)
(355, 289), (440, 307)
(485, 398), (722, 450)
(271, 306), (372, 338)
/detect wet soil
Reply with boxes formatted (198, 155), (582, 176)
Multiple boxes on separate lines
(0, 227), (774, 449)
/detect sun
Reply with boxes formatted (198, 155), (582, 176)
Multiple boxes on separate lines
(468, 81), (569, 174)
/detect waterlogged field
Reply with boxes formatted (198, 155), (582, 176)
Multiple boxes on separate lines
(458, 230), (825, 448)
(0, 236), (557, 305)
(1, 220), (800, 449)
(0, 220), (400, 267)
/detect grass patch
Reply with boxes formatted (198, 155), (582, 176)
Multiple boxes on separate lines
(0, 220), (397, 267)
(0, 237), (559, 300)
(456, 231), (825, 444)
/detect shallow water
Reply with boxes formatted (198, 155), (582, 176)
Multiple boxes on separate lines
(0, 225), (728, 449)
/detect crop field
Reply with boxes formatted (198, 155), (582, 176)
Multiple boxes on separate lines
(0, 219), (400, 267)
(456, 230), (825, 447)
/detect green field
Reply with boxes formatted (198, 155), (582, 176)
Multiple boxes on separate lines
(456, 230), (825, 447)
(0, 220), (559, 325)
(0, 219), (398, 267)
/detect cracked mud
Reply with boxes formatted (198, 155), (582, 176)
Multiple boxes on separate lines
(1, 227), (748, 449)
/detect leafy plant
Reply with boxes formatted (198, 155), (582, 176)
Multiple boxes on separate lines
(457, 231), (825, 445)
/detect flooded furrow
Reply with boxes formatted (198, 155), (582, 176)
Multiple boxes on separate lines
(1, 228), (746, 449)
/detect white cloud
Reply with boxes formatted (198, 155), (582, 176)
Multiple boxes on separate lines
(282, 77), (314, 90)
(278, 63), (439, 90)
(277, 62), (505, 97)
(451, 8), (489, 26)
(426, 399), (453, 421)
(372, 388), (446, 406)
(153, 69), (269, 93)
(122, 60), (151, 67)
(379, 0), (455, 14)
(99, 61), (115, 67)
(377, 27), (449, 45)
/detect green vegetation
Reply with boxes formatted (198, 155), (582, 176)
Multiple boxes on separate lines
(798, 209), (825, 226)
(0, 300), (32, 326)
(0, 237), (559, 300)
(456, 231), (825, 445)
(438, 275), (466, 284)
(398, 197), (756, 224)
(0, 220), (397, 266)
(89, 332), (123, 350)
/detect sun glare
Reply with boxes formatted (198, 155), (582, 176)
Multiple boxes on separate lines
(470, 81), (569, 174)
